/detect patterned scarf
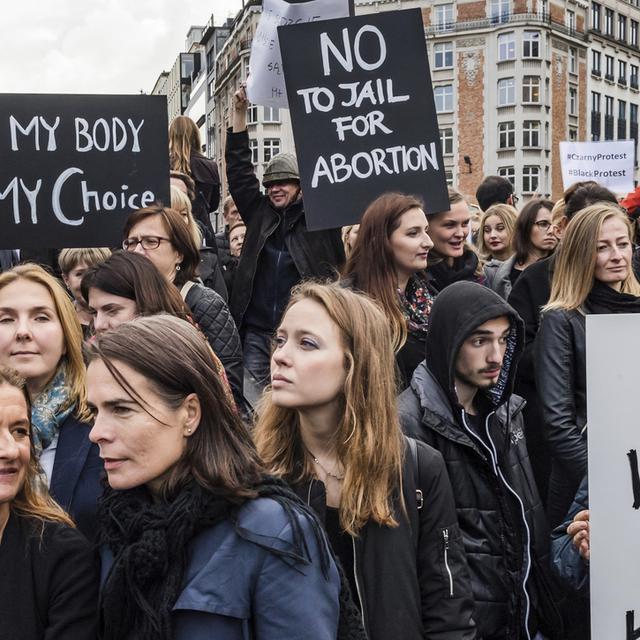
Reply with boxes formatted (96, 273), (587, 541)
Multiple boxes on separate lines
(31, 365), (74, 452)
(398, 276), (434, 334)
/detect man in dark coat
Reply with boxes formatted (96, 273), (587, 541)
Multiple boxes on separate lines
(398, 281), (562, 640)
(225, 86), (345, 388)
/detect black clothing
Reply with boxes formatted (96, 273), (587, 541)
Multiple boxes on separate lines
(396, 331), (427, 391)
(425, 250), (482, 293)
(399, 282), (562, 640)
(585, 279), (640, 313)
(509, 263), (523, 287)
(325, 506), (358, 606)
(198, 246), (228, 301)
(0, 513), (98, 640)
(189, 153), (220, 246)
(225, 129), (345, 331)
(293, 439), (477, 640)
(183, 282), (243, 404)
(0, 250), (18, 271)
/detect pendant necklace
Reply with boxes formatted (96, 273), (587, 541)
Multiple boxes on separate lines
(305, 448), (345, 481)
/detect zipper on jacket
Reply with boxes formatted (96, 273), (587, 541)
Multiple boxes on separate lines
(442, 528), (454, 597)
(351, 537), (367, 633)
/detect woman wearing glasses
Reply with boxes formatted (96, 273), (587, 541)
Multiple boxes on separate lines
(122, 206), (243, 405)
(487, 198), (557, 300)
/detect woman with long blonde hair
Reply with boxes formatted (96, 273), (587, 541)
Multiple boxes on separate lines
(0, 367), (98, 638)
(535, 204), (640, 527)
(169, 115), (220, 245)
(254, 281), (475, 640)
(0, 264), (103, 539)
(478, 203), (517, 293)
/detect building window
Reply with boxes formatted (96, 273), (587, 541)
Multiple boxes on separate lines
(569, 127), (578, 141)
(605, 8), (614, 36)
(619, 60), (627, 85)
(522, 166), (540, 193)
(434, 3), (454, 32)
(434, 85), (454, 112)
(498, 166), (515, 186)
(619, 15), (627, 41)
(566, 10), (576, 32)
(522, 31), (540, 58)
(569, 47), (577, 74)
(263, 138), (280, 163)
(522, 120), (540, 147)
(247, 104), (258, 124)
(444, 169), (454, 186)
(439, 128), (454, 155)
(489, 0), (510, 24)
(569, 87), (577, 115)
(263, 106), (280, 123)
(498, 78), (516, 106)
(632, 104), (638, 123)
(522, 76), (540, 103)
(605, 55), (614, 80)
(631, 64), (639, 88)
(592, 50), (601, 75)
(498, 121), (515, 148)
(632, 20), (639, 47)
(605, 95), (614, 116)
(249, 138), (258, 165)
(619, 99), (627, 119)
(592, 2), (601, 30)
(434, 42), (454, 69)
(498, 32), (516, 61)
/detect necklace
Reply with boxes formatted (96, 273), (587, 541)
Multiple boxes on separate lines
(305, 448), (345, 481)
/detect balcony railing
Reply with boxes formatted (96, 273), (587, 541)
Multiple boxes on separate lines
(618, 119), (628, 139)
(591, 111), (602, 136)
(605, 114), (615, 140)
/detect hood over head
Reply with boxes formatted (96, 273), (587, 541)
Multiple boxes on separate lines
(426, 281), (524, 413)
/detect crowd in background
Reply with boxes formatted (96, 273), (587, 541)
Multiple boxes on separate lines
(2, 84), (640, 640)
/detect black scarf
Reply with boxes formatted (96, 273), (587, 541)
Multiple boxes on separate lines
(585, 280), (640, 314)
(98, 478), (365, 640)
(427, 249), (481, 292)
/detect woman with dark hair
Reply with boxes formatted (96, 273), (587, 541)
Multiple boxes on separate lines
(255, 282), (475, 640)
(122, 206), (243, 402)
(488, 198), (556, 299)
(343, 192), (435, 388)
(86, 315), (359, 640)
(169, 115), (220, 246)
(0, 367), (98, 639)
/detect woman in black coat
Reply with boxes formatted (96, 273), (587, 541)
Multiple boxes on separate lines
(0, 368), (98, 640)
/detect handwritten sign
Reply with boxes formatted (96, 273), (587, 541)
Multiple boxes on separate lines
(279, 9), (448, 231)
(586, 314), (640, 639)
(0, 94), (170, 249)
(246, 0), (351, 109)
(560, 140), (635, 194)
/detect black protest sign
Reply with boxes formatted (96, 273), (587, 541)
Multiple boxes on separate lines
(279, 9), (448, 231)
(0, 94), (170, 249)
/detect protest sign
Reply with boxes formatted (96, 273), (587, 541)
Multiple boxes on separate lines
(279, 9), (449, 231)
(246, 0), (351, 108)
(586, 315), (640, 640)
(560, 140), (635, 194)
(0, 94), (170, 250)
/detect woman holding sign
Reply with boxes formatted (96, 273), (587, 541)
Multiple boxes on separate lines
(342, 193), (436, 389)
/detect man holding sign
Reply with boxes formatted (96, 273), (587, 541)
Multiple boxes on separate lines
(225, 87), (345, 389)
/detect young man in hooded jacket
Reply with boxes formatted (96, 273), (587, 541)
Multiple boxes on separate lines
(398, 281), (562, 640)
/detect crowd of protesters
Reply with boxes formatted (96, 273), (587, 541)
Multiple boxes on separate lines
(2, 83), (639, 640)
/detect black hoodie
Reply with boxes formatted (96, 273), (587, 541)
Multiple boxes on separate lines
(399, 282), (563, 640)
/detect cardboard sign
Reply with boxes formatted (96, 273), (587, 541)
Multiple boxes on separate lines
(586, 315), (640, 639)
(246, 0), (351, 108)
(0, 94), (170, 249)
(279, 9), (449, 231)
(560, 140), (635, 194)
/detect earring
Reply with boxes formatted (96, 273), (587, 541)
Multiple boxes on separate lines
(176, 264), (181, 271)
(187, 428), (192, 433)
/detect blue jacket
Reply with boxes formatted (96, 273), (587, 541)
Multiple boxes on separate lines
(100, 496), (341, 640)
(49, 414), (104, 540)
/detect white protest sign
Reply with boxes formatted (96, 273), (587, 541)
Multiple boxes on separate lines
(246, 0), (350, 108)
(560, 140), (635, 193)
(586, 315), (640, 639)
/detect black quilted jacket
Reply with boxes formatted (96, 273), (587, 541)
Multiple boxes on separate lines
(184, 282), (243, 405)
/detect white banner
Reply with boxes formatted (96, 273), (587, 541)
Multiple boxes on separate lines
(586, 314), (640, 639)
(560, 140), (635, 194)
(246, 0), (350, 108)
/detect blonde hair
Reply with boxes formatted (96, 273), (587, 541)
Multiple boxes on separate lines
(0, 265), (90, 421)
(551, 198), (566, 226)
(545, 204), (640, 311)
(254, 282), (404, 536)
(1, 368), (74, 531)
(170, 184), (202, 247)
(169, 116), (202, 175)
(58, 247), (111, 274)
(476, 204), (518, 258)
(341, 224), (358, 258)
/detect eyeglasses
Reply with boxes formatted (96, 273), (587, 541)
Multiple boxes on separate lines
(533, 220), (553, 230)
(122, 236), (171, 251)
